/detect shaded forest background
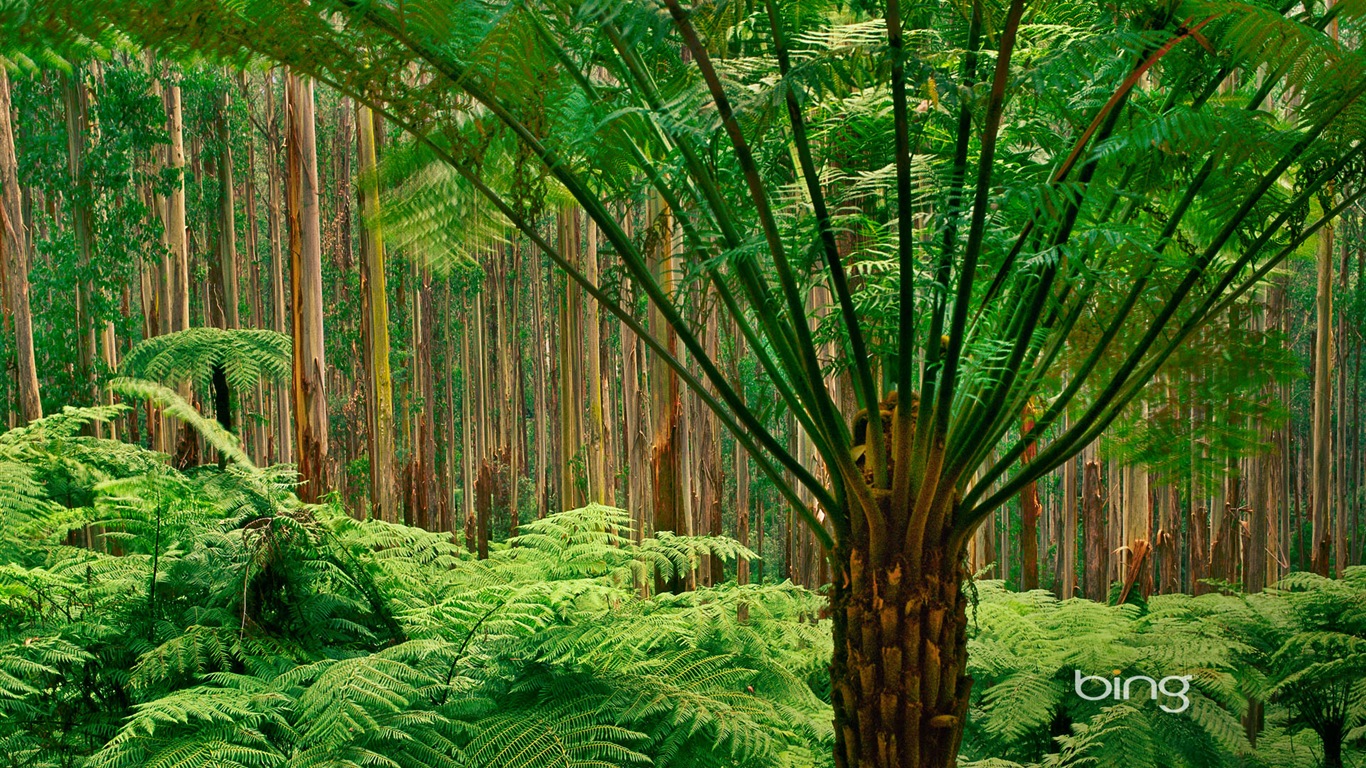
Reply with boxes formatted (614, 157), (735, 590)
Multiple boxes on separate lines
(1, 54), (1364, 599)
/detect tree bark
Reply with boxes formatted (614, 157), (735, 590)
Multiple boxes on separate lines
(0, 67), (40, 423)
(557, 208), (584, 511)
(1057, 454), (1077, 598)
(646, 194), (682, 593)
(830, 501), (972, 768)
(1311, 217), (1334, 576)
(264, 70), (292, 464)
(1082, 459), (1106, 602)
(583, 218), (607, 503)
(211, 82), (239, 331)
(357, 103), (397, 523)
(1018, 406), (1041, 591)
(63, 68), (101, 431)
(285, 71), (328, 503)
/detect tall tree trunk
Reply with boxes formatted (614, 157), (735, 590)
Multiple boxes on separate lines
(264, 71), (292, 464)
(735, 319), (751, 586)
(1335, 227), (1349, 575)
(356, 103), (397, 522)
(557, 209), (585, 510)
(532, 256), (550, 519)
(285, 71), (328, 502)
(63, 69), (101, 430)
(1082, 458), (1106, 602)
(1058, 453), (1077, 598)
(211, 82), (239, 331)
(1018, 405), (1041, 591)
(412, 265), (436, 529)
(0, 67), (40, 423)
(646, 194), (682, 592)
(583, 219), (606, 503)
(1311, 216), (1334, 576)
(1190, 503), (1210, 596)
(460, 296), (476, 546)
(240, 73), (267, 461)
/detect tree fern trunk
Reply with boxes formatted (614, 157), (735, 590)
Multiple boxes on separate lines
(830, 506), (972, 768)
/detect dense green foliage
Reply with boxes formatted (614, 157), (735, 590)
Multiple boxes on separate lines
(1, 404), (1363, 767)
(0, 406), (834, 768)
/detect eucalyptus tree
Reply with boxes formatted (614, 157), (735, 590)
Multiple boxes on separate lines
(24, 0), (1366, 766)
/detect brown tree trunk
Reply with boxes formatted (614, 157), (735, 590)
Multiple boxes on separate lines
(1082, 459), (1106, 601)
(285, 71), (328, 502)
(583, 219), (607, 503)
(264, 71), (292, 464)
(63, 68), (101, 429)
(1311, 217), (1334, 576)
(1018, 407), (1041, 591)
(557, 209), (584, 511)
(475, 461), (492, 560)
(412, 266), (436, 529)
(1056, 453), (1077, 598)
(1190, 504), (1210, 596)
(646, 194), (682, 592)
(830, 511), (972, 768)
(0, 67), (40, 423)
(210, 82), (239, 331)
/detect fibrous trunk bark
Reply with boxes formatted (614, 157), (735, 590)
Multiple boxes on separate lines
(830, 503), (972, 768)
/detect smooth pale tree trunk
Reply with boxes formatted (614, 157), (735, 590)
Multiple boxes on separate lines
(265, 72), (292, 464)
(1311, 217), (1334, 576)
(211, 83), (239, 330)
(583, 219), (606, 503)
(241, 73), (267, 461)
(285, 71), (328, 503)
(557, 209), (585, 510)
(1124, 460), (1152, 597)
(646, 194), (682, 592)
(1334, 231), (1348, 576)
(1058, 453), (1077, 598)
(0, 67), (41, 423)
(532, 258), (550, 519)
(734, 317), (751, 584)
(165, 77), (189, 337)
(356, 103), (397, 523)
(1018, 406), (1041, 591)
(63, 70), (101, 432)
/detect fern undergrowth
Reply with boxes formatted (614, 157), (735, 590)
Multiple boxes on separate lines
(0, 402), (1362, 767)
